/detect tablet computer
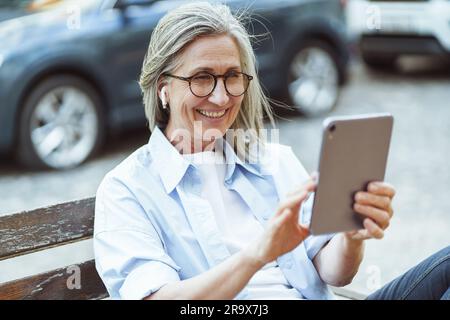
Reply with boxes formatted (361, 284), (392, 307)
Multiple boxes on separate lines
(309, 113), (394, 235)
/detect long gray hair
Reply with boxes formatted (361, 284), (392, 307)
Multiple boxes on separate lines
(139, 1), (275, 160)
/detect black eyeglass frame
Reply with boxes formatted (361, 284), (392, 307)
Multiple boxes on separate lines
(163, 71), (253, 98)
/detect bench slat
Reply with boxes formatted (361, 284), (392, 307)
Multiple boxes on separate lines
(331, 287), (367, 300)
(0, 259), (108, 300)
(0, 198), (95, 260)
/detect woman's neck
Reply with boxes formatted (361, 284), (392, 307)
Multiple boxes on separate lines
(164, 129), (217, 154)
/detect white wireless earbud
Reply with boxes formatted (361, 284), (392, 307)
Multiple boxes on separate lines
(161, 87), (168, 109)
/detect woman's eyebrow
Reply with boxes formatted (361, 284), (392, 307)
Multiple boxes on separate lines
(188, 66), (241, 75)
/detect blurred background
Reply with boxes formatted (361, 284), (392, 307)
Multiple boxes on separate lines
(0, 0), (449, 297)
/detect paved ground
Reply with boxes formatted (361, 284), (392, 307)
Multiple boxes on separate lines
(279, 57), (450, 295)
(1, 57), (449, 296)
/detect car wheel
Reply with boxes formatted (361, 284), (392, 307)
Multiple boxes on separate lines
(361, 52), (397, 70)
(17, 75), (105, 170)
(285, 40), (341, 117)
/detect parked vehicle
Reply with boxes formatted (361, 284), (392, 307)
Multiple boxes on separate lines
(0, 0), (65, 22)
(0, 0), (349, 170)
(0, 0), (30, 22)
(356, 0), (450, 69)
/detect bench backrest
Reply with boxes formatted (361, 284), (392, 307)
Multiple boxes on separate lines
(0, 198), (108, 300)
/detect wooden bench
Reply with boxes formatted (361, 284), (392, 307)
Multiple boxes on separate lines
(0, 198), (107, 300)
(0, 198), (365, 300)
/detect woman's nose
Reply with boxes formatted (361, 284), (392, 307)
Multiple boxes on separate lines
(208, 79), (230, 106)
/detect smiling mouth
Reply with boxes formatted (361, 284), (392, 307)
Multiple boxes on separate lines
(196, 109), (228, 119)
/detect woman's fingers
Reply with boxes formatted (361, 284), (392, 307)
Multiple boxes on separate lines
(286, 179), (316, 197)
(279, 182), (315, 216)
(353, 203), (391, 230)
(277, 207), (294, 223)
(354, 192), (393, 217)
(260, 179), (318, 264)
(347, 182), (396, 241)
(277, 208), (310, 238)
(296, 221), (310, 237)
(363, 218), (384, 239)
(346, 229), (370, 241)
(279, 208), (299, 227)
(368, 181), (396, 199)
(279, 192), (306, 220)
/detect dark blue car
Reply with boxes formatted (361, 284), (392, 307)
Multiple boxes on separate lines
(0, 0), (349, 169)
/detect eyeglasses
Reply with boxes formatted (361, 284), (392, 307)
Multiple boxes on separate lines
(163, 71), (253, 98)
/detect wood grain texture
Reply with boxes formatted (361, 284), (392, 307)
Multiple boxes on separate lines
(0, 198), (95, 260)
(0, 260), (108, 300)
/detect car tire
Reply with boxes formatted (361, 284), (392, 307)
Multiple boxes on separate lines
(361, 52), (398, 70)
(16, 75), (105, 170)
(283, 40), (342, 117)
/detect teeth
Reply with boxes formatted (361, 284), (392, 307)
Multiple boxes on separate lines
(197, 109), (226, 118)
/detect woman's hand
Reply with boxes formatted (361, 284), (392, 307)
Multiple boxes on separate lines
(246, 179), (316, 266)
(345, 181), (396, 241)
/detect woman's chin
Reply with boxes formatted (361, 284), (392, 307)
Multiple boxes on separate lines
(194, 118), (228, 134)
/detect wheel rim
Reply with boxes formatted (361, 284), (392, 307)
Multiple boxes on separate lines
(288, 47), (339, 115)
(30, 86), (99, 169)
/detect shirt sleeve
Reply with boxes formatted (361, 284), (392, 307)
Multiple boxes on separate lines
(94, 175), (181, 300)
(300, 193), (336, 260)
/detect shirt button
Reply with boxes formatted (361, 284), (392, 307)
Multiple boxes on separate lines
(284, 261), (293, 269)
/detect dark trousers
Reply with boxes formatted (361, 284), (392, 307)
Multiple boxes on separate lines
(366, 245), (450, 300)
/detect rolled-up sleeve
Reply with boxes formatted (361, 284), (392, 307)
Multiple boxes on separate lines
(94, 175), (181, 300)
(303, 233), (335, 260)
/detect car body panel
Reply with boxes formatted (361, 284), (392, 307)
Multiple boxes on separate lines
(353, 0), (450, 55)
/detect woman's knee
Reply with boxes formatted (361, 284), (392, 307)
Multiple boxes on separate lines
(429, 246), (450, 280)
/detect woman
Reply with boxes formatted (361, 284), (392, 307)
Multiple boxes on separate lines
(93, 2), (449, 300)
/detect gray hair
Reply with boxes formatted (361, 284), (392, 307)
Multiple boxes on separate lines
(139, 1), (275, 159)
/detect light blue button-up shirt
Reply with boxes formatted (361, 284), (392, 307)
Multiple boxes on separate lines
(94, 126), (335, 300)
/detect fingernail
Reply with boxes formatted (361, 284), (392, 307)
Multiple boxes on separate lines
(369, 183), (378, 191)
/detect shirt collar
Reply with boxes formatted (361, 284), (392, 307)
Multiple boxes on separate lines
(220, 137), (264, 182)
(147, 126), (264, 194)
(147, 126), (191, 194)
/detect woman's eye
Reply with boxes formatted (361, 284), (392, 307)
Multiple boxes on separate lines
(227, 72), (240, 78)
(193, 74), (211, 81)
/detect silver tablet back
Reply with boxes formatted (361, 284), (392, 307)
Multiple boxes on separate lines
(310, 113), (394, 235)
